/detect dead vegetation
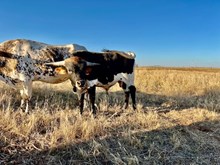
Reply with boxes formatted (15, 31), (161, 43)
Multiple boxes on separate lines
(0, 67), (220, 164)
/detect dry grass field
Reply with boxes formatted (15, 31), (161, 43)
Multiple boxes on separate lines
(1, 67), (220, 164)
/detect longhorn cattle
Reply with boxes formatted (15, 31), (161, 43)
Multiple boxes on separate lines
(46, 50), (136, 114)
(0, 39), (87, 112)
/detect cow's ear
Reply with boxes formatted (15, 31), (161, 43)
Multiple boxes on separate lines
(85, 66), (93, 76)
(55, 66), (68, 75)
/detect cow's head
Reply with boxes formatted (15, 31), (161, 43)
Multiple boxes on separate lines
(45, 57), (98, 92)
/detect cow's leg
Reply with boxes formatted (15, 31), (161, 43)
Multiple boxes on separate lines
(104, 90), (109, 110)
(73, 84), (85, 114)
(84, 93), (90, 110)
(119, 81), (130, 109)
(129, 85), (136, 110)
(123, 91), (130, 109)
(20, 81), (33, 113)
(119, 81), (136, 110)
(78, 93), (85, 114)
(88, 86), (96, 115)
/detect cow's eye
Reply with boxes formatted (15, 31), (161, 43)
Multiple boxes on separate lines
(68, 69), (73, 73)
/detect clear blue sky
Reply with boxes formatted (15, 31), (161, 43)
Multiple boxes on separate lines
(0, 0), (220, 67)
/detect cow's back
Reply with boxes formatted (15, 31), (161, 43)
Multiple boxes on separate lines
(0, 39), (87, 84)
(0, 39), (87, 62)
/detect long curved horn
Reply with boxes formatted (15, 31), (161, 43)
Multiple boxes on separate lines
(44, 61), (65, 66)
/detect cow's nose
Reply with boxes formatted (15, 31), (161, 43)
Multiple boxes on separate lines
(76, 80), (85, 87)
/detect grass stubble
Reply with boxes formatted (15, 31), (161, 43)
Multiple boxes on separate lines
(0, 67), (220, 164)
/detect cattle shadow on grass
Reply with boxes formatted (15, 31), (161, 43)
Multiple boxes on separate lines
(1, 119), (220, 164)
(95, 87), (220, 114)
(0, 86), (220, 113)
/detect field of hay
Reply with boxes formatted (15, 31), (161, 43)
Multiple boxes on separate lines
(0, 67), (220, 164)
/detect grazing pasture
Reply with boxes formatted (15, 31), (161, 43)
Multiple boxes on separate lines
(0, 67), (220, 164)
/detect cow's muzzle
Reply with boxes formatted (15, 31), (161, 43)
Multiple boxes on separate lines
(76, 80), (86, 88)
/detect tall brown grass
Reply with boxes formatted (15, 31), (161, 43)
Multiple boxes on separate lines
(0, 67), (220, 164)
